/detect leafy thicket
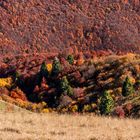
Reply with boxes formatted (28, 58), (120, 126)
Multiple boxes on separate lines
(0, 1), (140, 56)
(0, 54), (140, 117)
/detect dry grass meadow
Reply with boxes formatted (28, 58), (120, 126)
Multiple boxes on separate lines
(0, 111), (139, 140)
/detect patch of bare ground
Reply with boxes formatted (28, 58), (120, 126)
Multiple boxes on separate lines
(0, 111), (139, 140)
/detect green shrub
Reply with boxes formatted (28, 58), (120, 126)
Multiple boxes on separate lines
(60, 76), (69, 92)
(60, 76), (73, 96)
(67, 54), (74, 65)
(99, 90), (114, 115)
(122, 76), (134, 97)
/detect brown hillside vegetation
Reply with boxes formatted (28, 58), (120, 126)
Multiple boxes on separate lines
(0, 54), (140, 117)
(0, 0), (140, 56)
(0, 112), (140, 140)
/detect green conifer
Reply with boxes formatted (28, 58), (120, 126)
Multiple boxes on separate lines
(122, 76), (134, 96)
(67, 54), (74, 65)
(61, 76), (69, 92)
(40, 61), (49, 78)
(52, 57), (62, 76)
(60, 76), (73, 97)
(99, 90), (114, 115)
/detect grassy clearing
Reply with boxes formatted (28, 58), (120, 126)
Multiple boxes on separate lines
(0, 111), (139, 140)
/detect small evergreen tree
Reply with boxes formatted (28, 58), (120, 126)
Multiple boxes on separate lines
(52, 57), (62, 76)
(40, 61), (49, 78)
(99, 90), (114, 115)
(60, 76), (73, 97)
(61, 76), (69, 92)
(67, 54), (74, 65)
(122, 76), (134, 97)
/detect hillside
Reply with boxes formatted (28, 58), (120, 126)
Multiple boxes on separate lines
(0, 112), (140, 140)
(0, 0), (140, 56)
(0, 54), (140, 117)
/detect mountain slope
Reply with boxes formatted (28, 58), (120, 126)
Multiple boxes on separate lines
(0, 0), (140, 56)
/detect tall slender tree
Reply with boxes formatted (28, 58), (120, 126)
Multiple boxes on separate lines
(52, 57), (62, 76)
(40, 61), (49, 78)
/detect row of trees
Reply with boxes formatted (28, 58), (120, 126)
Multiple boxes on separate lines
(40, 55), (74, 78)
(10, 54), (136, 115)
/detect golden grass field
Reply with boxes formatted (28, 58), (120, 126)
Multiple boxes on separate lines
(0, 111), (139, 140)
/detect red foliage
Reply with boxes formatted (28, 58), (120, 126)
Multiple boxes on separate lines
(60, 57), (69, 66)
(115, 106), (125, 118)
(0, 1), (140, 57)
(124, 103), (133, 115)
(40, 77), (49, 90)
(125, 103), (133, 111)
(0, 87), (9, 96)
(73, 88), (84, 99)
(10, 88), (27, 101)
(33, 85), (40, 93)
